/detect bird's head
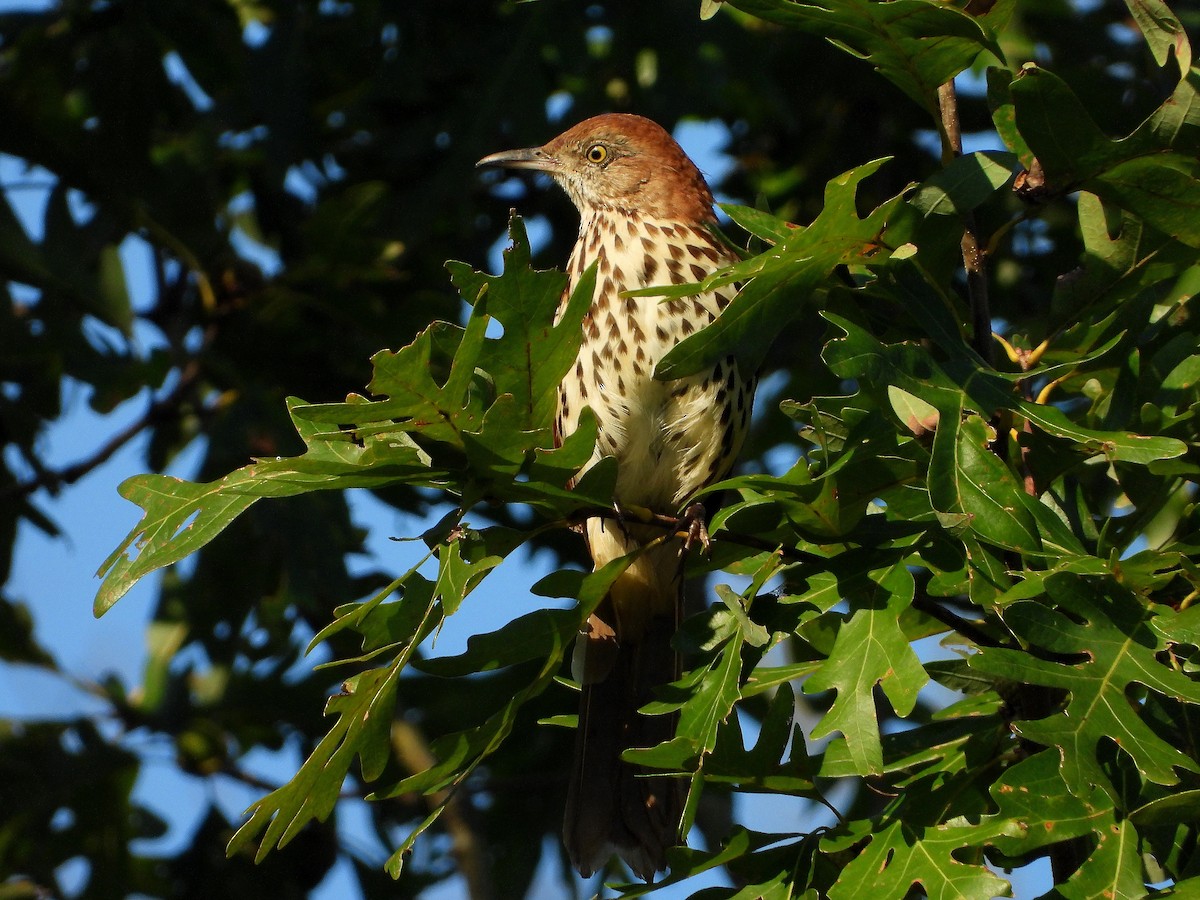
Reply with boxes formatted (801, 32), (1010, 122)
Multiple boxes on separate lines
(477, 113), (715, 223)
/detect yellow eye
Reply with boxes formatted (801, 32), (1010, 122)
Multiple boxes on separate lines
(585, 144), (609, 164)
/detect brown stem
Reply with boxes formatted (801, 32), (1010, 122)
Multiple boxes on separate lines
(941, 79), (1085, 884)
(937, 80), (994, 367)
(910, 593), (1001, 649)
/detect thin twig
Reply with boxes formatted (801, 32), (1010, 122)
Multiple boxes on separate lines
(937, 80), (993, 367)
(3, 352), (206, 502)
(910, 593), (1000, 648)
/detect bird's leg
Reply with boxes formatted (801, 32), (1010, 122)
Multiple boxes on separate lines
(605, 500), (629, 538)
(608, 499), (658, 538)
(679, 501), (712, 555)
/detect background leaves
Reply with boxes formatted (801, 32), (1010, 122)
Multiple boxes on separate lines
(2, 0), (1200, 898)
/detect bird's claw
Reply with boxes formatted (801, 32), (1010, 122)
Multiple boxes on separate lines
(680, 501), (712, 555)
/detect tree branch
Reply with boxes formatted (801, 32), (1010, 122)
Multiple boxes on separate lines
(3, 352), (205, 503)
(910, 593), (1002, 649)
(569, 504), (828, 566)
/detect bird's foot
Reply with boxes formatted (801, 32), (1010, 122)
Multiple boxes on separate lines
(679, 501), (712, 555)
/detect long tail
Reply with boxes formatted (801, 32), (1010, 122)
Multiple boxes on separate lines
(563, 527), (685, 880)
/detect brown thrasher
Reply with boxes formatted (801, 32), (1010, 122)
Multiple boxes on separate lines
(478, 114), (752, 879)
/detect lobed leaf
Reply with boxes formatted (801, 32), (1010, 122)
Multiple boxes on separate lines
(803, 562), (927, 775)
(726, 0), (1005, 112)
(227, 658), (412, 861)
(96, 216), (597, 616)
(971, 574), (1200, 801)
(825, 818), (1017, 900)
(655, 158), (904, 380)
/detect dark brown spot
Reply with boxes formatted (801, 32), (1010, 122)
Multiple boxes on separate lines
(690, 263), (706, 281)
(656, 324), (669, 342)
(720, 422), (735, 453)
(668, 242), (685, 261)
(641, 236), (655, 252)
(642, 255), (659, 281)
(716, 291), (732, 311)
(681, 317), (695, 336)
(612, 265), (625, 284)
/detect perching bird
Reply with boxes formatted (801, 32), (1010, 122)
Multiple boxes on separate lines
(478, 114), (753, 879)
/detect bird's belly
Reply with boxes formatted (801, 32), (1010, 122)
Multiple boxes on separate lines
(554, 215), (749, 514)
(561, 345), (741, 513)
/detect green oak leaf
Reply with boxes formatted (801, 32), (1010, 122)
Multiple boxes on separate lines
(654, 159), (904, 380)
(825, 818), (1017, 900)
(803, 562), (927, 775)
(971, 574), (1200, 800)
(725, 0), (1006, 112)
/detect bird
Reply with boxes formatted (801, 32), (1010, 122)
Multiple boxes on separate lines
(477, 114), (754, 880)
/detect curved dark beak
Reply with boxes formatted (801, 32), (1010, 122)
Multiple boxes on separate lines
(476, 147), (557, 172)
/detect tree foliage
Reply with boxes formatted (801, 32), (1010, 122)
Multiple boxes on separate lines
(2, 0), (1199, 897)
